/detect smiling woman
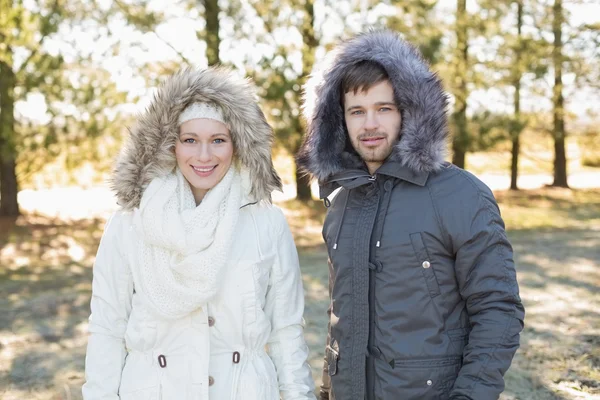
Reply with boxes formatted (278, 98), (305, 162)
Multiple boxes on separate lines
(176, 108), (234, 204)
(82, 67), (316, 400)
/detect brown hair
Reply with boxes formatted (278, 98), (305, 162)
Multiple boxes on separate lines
(341, 60), (389, 96)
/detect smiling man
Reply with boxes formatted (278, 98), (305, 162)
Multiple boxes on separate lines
(344, 77), (401, 174)
(297, 31), (525, 400)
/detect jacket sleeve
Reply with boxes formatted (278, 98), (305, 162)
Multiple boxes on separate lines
(441, 177), (525, 399)
(319, 257), (333, 400)
(82, 212), (133, 399)
(265, 207), (317, 400)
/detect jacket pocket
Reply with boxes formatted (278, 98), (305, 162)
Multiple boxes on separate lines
(387, 356), (462, 398)
(447, 327), (470, 354)
(326, 339), (340, 376)
(409, 232), (441, 298)
(252, 254), (274, 309)
(124, 294), (158, 352)
(119, 355), (160, 399)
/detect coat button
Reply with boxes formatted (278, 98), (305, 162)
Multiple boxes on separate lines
(208, 316), (215, 326)
(427, 379), (433, 386)
(422, 261), (431, 269)
(157, 354), (167, 368)
(208, 376), (214, 386)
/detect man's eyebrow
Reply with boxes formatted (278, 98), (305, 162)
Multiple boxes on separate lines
(346, 105), (363, 112)
(346, 102), (397, 112)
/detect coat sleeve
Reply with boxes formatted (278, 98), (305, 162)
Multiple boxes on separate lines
(440, 176), (525, 400)
(265, 207), (316, 400)
(318, 257), (333, 400)
(82, 212), (133, 399)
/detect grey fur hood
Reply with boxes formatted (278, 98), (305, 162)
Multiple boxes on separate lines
(297, 30), (449, 182)
(112, 67), (282, 210)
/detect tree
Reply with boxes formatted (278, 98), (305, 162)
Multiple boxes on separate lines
(386, 0), (445, 65)
(510, 0), (524, 190)
(245, 0), (319, 201)
(201, 0), (221, 66)
(0, 0), (66, 216)
(482, 0), (548, 190)
(551, 0), (568, 187)
(451, 0), (469, 169)
(294, 0), (317, 200)
(0, 46), (17, 216)
(0, 0), (139, 216)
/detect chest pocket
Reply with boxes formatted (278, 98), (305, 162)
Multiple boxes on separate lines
(409, 232), (441, 298)
(237, 253), (275, 327)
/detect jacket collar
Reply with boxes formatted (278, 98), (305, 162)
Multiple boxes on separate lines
(319, 160), (429, 199)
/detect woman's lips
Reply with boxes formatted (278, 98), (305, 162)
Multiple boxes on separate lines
(192, 165), (217, 177)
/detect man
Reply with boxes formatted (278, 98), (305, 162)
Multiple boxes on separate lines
(297, 30), (525, 400)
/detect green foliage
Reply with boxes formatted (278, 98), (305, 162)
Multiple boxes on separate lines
(579, 131), (600, 168)
(469, 111), (530, 151)
(0, 0), (138, 189)
(386, 0), (445, 65)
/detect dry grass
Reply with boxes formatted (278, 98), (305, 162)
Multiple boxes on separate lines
(1, 189), (599, 399)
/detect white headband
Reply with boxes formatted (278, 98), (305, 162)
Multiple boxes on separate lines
(178, 102), (226, 125)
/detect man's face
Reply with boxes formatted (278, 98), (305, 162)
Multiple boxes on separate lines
(343, 80), (401, 175)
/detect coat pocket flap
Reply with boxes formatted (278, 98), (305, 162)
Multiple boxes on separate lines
(409, 232), (441, 297)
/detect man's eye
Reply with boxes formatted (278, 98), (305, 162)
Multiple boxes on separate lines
(379, 107), (392, 112)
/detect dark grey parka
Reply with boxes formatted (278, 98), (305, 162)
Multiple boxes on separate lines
(297, 31), (525, 400)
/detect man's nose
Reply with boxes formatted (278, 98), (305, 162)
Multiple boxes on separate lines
(364, 111), (379, 131)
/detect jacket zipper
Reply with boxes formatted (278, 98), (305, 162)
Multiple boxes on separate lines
(366, 176), (381, 400)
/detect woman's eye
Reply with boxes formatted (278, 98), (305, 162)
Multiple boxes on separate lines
(183, 138), (195, 143)
(213, 138), (225, 144)
(351, 110), (364, 115)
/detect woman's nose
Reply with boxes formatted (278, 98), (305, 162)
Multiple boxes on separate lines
(196, 143), (212, 162)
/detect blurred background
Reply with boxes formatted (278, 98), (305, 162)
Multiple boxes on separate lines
(0, 0), (599, 399)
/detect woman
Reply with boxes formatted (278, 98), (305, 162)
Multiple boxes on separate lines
(82, 67), (316, 400)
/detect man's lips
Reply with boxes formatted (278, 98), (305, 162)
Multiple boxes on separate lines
(359, 136), (385, 146)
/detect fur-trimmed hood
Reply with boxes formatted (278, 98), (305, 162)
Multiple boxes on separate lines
(297, 30), (449, 182)
(112, 67), (282, 210)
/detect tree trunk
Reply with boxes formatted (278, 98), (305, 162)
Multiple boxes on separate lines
(202, 0), (220, 66)
(510, 0), (523, 191)
(295, 161), (312, 200)
(294, 0), (317, 201)
(551, 0), (568, 187)
(451, 0), (468, 169)
(0, 55), (20, 217)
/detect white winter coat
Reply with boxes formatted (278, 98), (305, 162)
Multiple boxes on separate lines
(83, 202), (316, 399)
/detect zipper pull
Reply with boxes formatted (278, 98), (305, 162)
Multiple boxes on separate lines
(368, 175), (376, 181)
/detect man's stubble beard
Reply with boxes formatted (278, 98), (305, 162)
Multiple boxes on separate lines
(352, 132), (397, 163)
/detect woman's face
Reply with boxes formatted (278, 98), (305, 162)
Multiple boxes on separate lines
(175, 118), (234, 204)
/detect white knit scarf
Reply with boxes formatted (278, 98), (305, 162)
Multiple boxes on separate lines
(131, 166), (244, 319)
